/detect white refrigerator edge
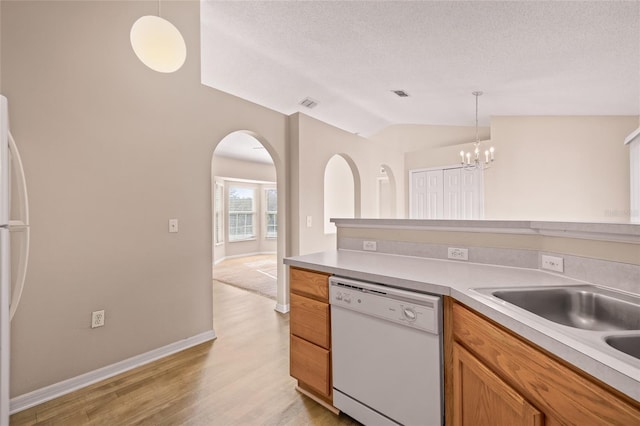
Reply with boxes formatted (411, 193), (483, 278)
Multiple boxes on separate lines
(0, 94), (31, 425)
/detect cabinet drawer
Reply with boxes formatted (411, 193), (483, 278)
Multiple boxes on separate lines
(290, 335), (331, 397)
(290, 293), (330, 349)
(290, 267), (330, 302)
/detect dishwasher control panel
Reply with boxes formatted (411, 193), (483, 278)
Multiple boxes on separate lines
(329, 277), (441, 334)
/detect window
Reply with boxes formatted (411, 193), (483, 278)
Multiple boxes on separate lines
(214, 182), (224, 244)
(229, 187), (256, 241)
(265, 188), (277, 238)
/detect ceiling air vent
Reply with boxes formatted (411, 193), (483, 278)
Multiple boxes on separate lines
(299, 97), (318, 109)
(392, 90), (409, 97)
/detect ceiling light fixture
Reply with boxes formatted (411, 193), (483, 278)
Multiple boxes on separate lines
(460, 91), (494, 170)
(130, 0), (186, 73)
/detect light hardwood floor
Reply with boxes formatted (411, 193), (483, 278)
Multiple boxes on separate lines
(11, 281), (359, 425)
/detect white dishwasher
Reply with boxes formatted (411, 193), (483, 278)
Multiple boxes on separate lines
(330, 276), (443, 426)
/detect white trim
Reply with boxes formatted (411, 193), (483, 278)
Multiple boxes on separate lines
(10, 330), (216, 415)
(274, 303), (290, 313)
(215, 176), (275, 185)
(624, 127), (640, 145)
(330, 219), (640, 243)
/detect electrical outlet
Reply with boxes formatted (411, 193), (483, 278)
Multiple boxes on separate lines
(91, 310), (105, 328)
(448, 247), (469, 261)
(169, 219), (178, 233)
(541, 255), (564, 273)
(363, 241), (377, 251)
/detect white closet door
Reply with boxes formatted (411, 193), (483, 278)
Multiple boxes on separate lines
(410, 171), (427, 219)
(425, 170), (443, 219)
(460, 169), (482, 219)
(410, 170), (444, 219)
(443, 168), (461, 219)
(410, 167), (482, 219)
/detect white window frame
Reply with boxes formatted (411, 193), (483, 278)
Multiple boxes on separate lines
(228, 185), (256, 242)
(264, 187), (277, 239)
(214, 181), (224, 245)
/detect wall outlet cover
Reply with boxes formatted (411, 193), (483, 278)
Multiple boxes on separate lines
(448, 247), (469, 261)
(91, 310), (105, 328)
(541, 255), (564, 273)
(363, 241), (377, 251)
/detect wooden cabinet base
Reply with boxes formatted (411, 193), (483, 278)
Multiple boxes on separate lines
(447, 298), (640, 426)
(289, 267), (337, 412)
(296, 384), (340, 415)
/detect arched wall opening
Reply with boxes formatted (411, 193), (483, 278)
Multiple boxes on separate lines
(210, 130), (288, 312)
(324, 153), (361, 234)
(378, 164), (397, 218)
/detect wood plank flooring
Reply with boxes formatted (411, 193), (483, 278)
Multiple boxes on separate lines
(11, 281), (359, 425)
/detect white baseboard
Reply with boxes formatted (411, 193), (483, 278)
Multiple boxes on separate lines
(274, 303), (290, 313)
(10, 330), (217, 414)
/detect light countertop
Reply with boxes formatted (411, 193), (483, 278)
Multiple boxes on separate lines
(284, 249), (640, 402)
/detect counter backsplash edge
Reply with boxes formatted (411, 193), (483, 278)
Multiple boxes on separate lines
(337, 236), (640, 294)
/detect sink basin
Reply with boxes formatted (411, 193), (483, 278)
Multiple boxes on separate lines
(489, 286), (640, 331)
(606, 335), (640, 360)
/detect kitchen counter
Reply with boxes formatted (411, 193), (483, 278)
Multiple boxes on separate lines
(284, 249), (640, 402)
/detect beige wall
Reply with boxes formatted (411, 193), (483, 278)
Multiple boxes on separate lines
(2, 0), (288, 396)
(289, 113), (404, 255)
(402, 116), (638, 222)
(486, 116), (636, 221)
(370, 123), (490, 153)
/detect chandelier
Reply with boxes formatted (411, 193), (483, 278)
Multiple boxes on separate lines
(460, 91), (494, 170)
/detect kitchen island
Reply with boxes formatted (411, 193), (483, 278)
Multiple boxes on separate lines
(285, 219), (640, 425)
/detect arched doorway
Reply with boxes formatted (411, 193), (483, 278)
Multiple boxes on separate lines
(211, 131), (287, 312)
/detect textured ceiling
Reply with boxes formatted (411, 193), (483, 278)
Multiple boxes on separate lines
(201, 1), (640, 136)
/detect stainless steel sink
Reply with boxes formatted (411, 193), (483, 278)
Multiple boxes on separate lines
(605, 335), (640, 359)
(482, 285), (640, 331)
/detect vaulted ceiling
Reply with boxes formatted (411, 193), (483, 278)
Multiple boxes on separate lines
(201, 1), (640, 137)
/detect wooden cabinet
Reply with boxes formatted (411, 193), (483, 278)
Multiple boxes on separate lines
(445, 298), (640, 426)
(289, 267), (335, 409)
(452, 342), (543, 426)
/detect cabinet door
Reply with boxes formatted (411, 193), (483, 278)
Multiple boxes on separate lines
(453, 343), (544, 426)
(290, 335), (331, 397)
(290, 293), (330, 349)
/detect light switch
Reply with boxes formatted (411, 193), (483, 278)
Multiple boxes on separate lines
(306, 216), (312, 227)
(169, 219), (178, 233)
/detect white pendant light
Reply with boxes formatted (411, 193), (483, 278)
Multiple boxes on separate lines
(130, 2), (186, 73)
